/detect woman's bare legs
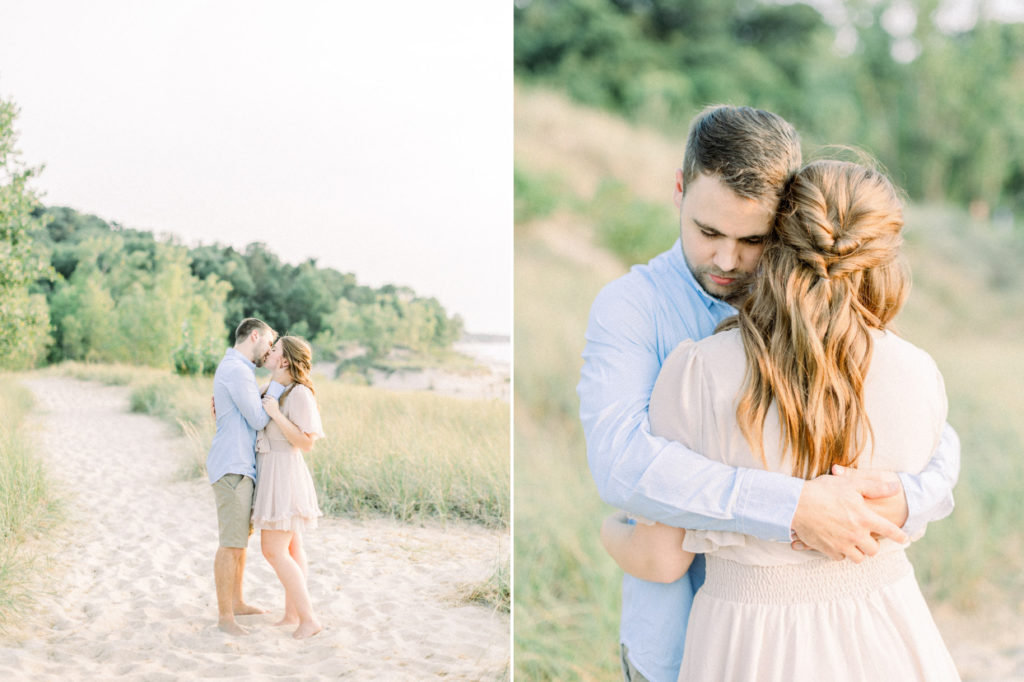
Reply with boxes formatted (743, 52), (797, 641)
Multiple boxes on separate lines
(274, 531), (308, 626)
(261, 529), (321, 638)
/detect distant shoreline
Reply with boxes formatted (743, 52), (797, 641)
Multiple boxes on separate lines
(310, 337), (510, 402)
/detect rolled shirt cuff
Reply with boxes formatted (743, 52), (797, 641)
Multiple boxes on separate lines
(735, 468), (806, 543)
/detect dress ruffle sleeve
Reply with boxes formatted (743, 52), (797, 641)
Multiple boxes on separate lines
(682, 529), (750, 553)
(284, 385), (325, 438)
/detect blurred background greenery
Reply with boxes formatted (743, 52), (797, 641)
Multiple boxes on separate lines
(514, 1), (1024, 679)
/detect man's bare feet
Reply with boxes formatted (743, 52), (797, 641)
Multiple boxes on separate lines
(274, 616), (299, 627)
(293, 620), (323, 640)
(233, 602), (268, 616)
(218, 619), (250, 636)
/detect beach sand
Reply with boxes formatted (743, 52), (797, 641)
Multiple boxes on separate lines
(0, 376), (509, 681)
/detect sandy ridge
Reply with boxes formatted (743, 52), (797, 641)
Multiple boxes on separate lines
(0, 376), (509, 681)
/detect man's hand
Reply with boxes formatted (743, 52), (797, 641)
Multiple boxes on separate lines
(836, 465), (909, 529)
(210, 396), (216, 420)
(790, 469), (909, 563)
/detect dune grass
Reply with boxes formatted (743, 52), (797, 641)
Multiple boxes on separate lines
(513, 86), (1024, 678)
(0, 379), (63, 629)
(514, 233), (627, 680)
(52, 362), (510, 528)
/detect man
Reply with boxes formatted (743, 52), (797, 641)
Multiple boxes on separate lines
(578, 105), (961, 682)
(208, 317), (276, 635)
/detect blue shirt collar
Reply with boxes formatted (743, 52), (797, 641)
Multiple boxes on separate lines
(225, 346), (256, 370)
(665, 238), (736, 315)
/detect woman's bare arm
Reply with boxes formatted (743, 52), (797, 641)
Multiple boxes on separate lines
(600, 512), (694, 584)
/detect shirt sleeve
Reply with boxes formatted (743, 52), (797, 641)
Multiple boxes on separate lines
(898, 366), (959, 537)
(226, 364), (270, 431)
(578, 279), (803, 541)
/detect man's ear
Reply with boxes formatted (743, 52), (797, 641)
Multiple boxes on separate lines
(673, 169), (685, 210)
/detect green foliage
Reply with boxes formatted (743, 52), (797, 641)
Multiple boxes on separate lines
(317, 290), (464, 368)
(32, 205), (464, 373)
(0, 97), (52, 369)
(590, 178), (678, 265)
(46, 232), (230, 369)
(514, 167), (562, 224)
(171, 333), (222, 376)
(515, 0), (1024, 219)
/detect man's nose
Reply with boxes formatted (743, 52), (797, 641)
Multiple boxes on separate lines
(713, 243), (738, 273)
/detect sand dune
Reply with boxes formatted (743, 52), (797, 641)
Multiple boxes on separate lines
(0, 376), (509, 681)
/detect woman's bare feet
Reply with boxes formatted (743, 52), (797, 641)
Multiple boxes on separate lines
(274, 616), (299, 627)
(233, 602), (268, 616)
(292, 619), (323, 639)
(218, 619), (250, 636)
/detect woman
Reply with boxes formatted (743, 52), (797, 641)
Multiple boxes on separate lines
(253, 335), (325, 639)
(601, 160), (959, 680)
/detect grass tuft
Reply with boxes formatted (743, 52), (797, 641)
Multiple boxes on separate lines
(0, 379), (63, 629)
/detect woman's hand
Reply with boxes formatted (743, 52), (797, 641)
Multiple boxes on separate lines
(261, 396), (281, 418)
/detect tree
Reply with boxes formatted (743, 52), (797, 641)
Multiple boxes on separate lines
(0, 96), (52, 369)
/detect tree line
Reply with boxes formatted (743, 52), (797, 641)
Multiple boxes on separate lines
(21, 206), (463, 374)
(514, 0), (1024, 221)
(0, 94), (462, 374)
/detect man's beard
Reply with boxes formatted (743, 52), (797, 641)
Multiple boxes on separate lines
(691, 266), (754, 305)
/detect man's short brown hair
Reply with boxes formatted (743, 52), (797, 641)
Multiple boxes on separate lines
(681, 105), (802, 206)
(234, 317), (272, 345)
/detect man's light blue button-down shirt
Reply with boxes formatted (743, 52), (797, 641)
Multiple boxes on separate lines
(578, 240), (960, 682)
(208, 348), (270, 484)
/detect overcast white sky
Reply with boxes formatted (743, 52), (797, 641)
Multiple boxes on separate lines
(0, 1), (511, 335)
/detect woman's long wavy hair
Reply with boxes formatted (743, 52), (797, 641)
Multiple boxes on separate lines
(277, 336), (316, 404)
(725, 160), (910, 479)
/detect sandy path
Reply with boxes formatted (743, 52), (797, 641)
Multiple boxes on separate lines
(0, 376), (509, 681)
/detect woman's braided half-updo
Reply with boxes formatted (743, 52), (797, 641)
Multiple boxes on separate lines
(733, 159), (910, 479)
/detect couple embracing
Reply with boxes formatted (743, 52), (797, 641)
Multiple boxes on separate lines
(581, 106), (961, 680)
(207, 318), (325, 639)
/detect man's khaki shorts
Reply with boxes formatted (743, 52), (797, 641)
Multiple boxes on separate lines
(212, 473), (254, 548)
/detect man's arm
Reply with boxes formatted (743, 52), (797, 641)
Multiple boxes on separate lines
(896, 422), (960, 537)
(580, 280), (906, 559)
(225, 366), (270, 431)
(579, 280), (802, 540)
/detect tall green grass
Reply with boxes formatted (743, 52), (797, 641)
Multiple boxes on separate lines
(514, 235), (625, 680)
(51, 362), (510, 528)
(0, 379), (63, 628)
(310, 385), (508, 526)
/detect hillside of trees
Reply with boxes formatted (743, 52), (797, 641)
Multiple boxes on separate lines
(26, 205), (464, 374)
(1, 82), (467, 375)
(515, 0), (1024, 221)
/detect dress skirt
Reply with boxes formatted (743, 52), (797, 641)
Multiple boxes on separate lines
(677, 551), (960, 681)
(251, 450), (323, 533)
